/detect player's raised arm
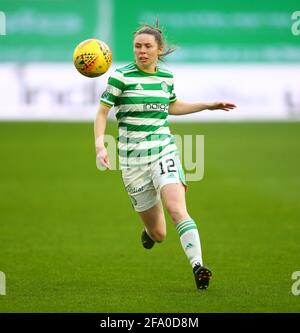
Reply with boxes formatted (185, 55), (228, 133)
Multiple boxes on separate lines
(94, 103), (112, 169)
(168, 100), (236, 115)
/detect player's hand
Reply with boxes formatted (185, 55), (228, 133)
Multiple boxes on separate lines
(96, 146), (111, 170)
(207, 102), (236, 111)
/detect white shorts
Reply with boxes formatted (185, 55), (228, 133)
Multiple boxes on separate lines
(121, 151), (187, 212)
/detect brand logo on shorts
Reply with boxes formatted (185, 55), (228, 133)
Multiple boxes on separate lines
(167, 172), (176, 179)
(126, 185), (145, 194)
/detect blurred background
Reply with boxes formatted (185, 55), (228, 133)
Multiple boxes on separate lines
(0, 0), (300, 120)
(0, 0), (300, 313)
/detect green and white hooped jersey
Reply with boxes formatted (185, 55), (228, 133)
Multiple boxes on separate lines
(100, 63), (178, 168)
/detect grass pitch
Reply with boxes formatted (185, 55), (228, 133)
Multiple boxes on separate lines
(0, 121), (299, 312)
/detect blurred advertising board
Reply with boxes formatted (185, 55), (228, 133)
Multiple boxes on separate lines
(1, 63), (299, 121)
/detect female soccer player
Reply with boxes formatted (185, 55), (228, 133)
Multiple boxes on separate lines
(94, 22), (236, 289)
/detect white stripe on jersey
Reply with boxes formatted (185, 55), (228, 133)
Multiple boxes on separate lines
(121, 90), (170, 99)
(107, 84), (122, 96)
(119, 144), (177, 167)
(118, 136), (172, 151)
(119, 117), (167, 127)
(121, 76), (174, 86)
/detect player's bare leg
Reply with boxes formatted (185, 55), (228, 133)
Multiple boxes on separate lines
(138, 200), (166, 248)
(161, 183), (212, 289)
(160, 183), (189, 223)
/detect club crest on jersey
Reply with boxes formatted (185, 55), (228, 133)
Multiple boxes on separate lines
(161, 81), (169, 93)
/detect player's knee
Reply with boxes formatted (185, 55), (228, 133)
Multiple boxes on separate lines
(166, 205), (188, 223)
(150, 229), (166, 243)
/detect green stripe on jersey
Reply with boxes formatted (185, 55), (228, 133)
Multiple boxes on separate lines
(118, 133), (172, 144)
(118, 121), (168, 132)
(116, 96), (170, 105)
(116, 111), (168, 121)
(123, 70), (173, 78)
(124, 83), (172, 92)
(101, 91), (117, 103)
(108, 77), (124, 90)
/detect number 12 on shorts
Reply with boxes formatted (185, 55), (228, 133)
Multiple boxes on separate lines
(159, 158), (176, 175)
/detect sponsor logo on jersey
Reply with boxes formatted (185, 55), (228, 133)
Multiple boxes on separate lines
(143, 103), (169, 112)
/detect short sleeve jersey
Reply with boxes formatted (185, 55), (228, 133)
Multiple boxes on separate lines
(100, 63), (178, 167)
